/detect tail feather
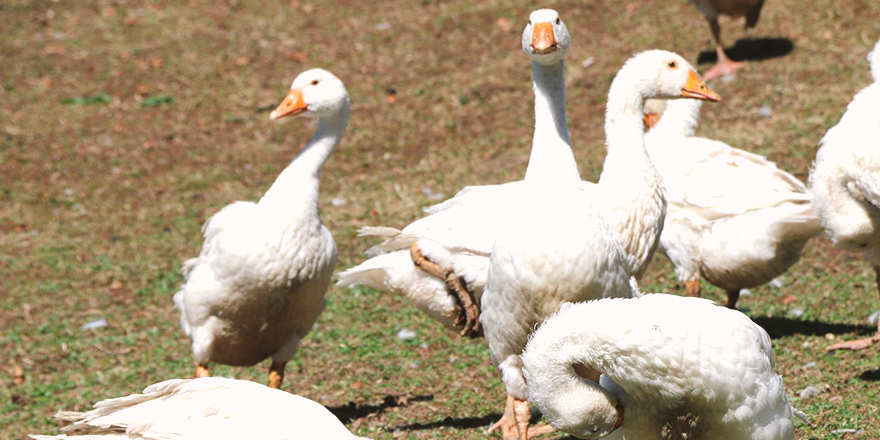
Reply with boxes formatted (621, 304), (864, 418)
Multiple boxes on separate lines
(770, 205), (824, 242)
(357, 226), (401, 238)
(336, 252), (408, 291)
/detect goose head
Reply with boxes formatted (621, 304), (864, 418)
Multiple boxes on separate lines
(869, 38), (880, 82)
(613, 50), (720, 104)
(270, 68), (349, 120)
(522, 9), (571, 66)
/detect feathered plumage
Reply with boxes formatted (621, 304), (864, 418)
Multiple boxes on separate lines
(522, 294), (796, 440)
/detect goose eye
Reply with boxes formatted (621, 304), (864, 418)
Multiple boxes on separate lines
(555, 18), (560, 25)
(667, 61), (677, 68)
(311, 80), (319, 85)
(528, 19), (532, 25)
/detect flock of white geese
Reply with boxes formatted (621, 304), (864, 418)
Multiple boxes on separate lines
(33, 7), (879, 440)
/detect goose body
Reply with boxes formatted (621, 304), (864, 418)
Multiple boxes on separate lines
(481, 49), (720, 440)
(30, 377), (368, 440)
(809, 39), (880, 350)
(174, 69), (348, 386)
(645, 99), (821, 307)
(521, 294), (795, 440)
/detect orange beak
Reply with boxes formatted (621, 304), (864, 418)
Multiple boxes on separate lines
(270, 88), (308, 120)
(681, 70), (720, 102)
(531, 22), (557, 54)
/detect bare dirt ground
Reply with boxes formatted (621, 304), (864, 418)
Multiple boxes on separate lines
(2, 0), (879, 438)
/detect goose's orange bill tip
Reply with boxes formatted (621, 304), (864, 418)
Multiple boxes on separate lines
(681, 70), (721, 102)
(270, 89), (308, 120)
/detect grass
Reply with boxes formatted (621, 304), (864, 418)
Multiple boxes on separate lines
(2, 0), (879, 438)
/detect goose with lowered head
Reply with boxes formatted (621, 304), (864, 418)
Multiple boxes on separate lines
(336, 9), (574, 338)
(480, 50), (720, 440)
(173, 68), (348, 388)
(809, 38), (880, 351)
(521, 294), (796, 440)
(30, 377), (369, 440)
(643, 98), (822, 308)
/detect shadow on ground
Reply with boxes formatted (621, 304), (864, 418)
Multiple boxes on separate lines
(752, 316), (870, 339)
(391, 409), (555, 432)
(697, 37), (795, 64)
(859, 369), (880, 381)
(390, 412), (501, 432)
(328, 394), (434, 424)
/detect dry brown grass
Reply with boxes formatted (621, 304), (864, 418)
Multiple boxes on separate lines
(2, 0), (879, 438)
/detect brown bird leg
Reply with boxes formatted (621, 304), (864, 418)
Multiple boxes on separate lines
(268, 361), (286, 389)
(725, 289), (740, 309)
(410, 242), (481, 337)
(827, 265), (880, 351)
(703, 18), (743, 81)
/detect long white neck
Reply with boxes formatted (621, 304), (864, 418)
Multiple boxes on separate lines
(258, 102), (350, 217)
(523, 61), (581, 184)
(522, 324), (623, 438)
(649, 99), (702, 139)
(597, 74), (666, 278)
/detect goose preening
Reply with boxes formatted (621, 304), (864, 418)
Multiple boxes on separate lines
(336, 9), (576, 337)
(481, 50), (720, 440)
(809, 39), (880, 351)
(29, 377), (368, 440)
(643, 98), (822, 308)
(693, 0), (767, 80)
(521, 294), (796, 440)
(173, 69), (348, 388)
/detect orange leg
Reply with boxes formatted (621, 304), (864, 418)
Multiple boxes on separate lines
(488, 394), (516, 439)
(489, 395), (553, 440)
(703, 18), (743, 81)
(513, 398), (554, 440)
(827, 265), (880, 351)
(410, 242), (481, 337)
(685, 280), (701, 298)
(268, 361), (286, 389)
(643, 113), (659, 131)
(195, 363), (210, 378)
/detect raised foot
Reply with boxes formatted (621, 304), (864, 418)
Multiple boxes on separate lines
(826, 335), (880, 351)
(702, 59), (743, 81)
(448, 272), (482, 338)
(409, 242), (482, 337)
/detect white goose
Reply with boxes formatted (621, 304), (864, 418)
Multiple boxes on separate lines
(481, 51), (720, 440)
(643, 98), (822, 308)
(521, 294), (796, 440)
(338, 9), (671, 337)
(173, 69), (347, 387)
(30, 377), (368, 440)
(809, 38), (880, 351)
(336, 9), (575, 337)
